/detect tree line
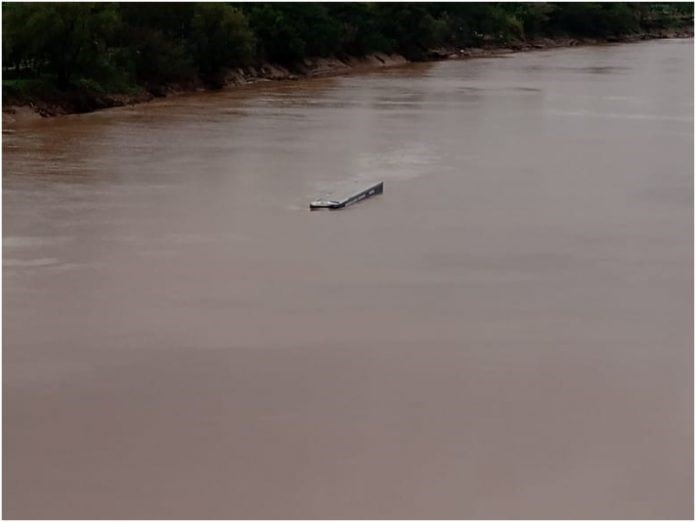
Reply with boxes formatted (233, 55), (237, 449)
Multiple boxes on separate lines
(2, 2), (692, 95)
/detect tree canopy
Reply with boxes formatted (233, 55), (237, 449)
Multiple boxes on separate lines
(2, 2), (692, 97)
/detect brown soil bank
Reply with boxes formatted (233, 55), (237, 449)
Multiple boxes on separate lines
(3, 28), (693, 122)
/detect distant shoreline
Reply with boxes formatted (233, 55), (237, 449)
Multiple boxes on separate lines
(3, 28), (693, 124)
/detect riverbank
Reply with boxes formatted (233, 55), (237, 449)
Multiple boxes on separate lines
(3, 27), (693, 122)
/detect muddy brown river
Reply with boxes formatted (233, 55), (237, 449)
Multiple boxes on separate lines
(3, 40), (693, 518)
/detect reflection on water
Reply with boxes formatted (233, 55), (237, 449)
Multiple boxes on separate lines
(3, 40), (693, 519)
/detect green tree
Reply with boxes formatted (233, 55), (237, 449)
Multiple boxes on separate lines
(374, 3), (446, 59)
(326, 3), (394, 55)
(242, 3), (343, 64)
(2, 3), (34, 72)
(117, 3), (196, 87)
(17, 3), (121, 88)
(190, 3), (254, 84)
(243, 4), (306, 64)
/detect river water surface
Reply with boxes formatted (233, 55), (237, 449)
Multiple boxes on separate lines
(3, 40), (693, 518)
